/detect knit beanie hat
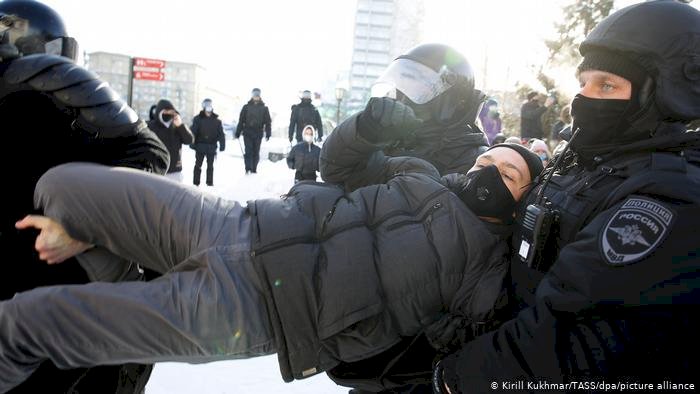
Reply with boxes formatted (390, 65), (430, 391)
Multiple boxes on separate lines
(578, 48), (650, 97)
(487, 143), (544, 181)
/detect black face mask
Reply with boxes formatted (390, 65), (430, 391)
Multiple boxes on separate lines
(161, 113), (174, 123)
(458, 164), (516, 223)
(570, 94), (631, 153)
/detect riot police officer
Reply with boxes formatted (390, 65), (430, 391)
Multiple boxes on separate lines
(0, 1), (168, 393)
(364, 43), (489, 176)
(436, 2), (700, 392)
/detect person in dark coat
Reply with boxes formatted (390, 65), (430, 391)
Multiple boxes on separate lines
(0, 96), (544, 393)
(286, 125), (321, 182)
(0, 2), (169, 393)
(367, 44), (490, 176)
(519, 91), (552, 141)
(147, 99), (194, 182)
(191, 98), (225, 186)
(289, 90), (323, 143)
(435, 2), (700, 392)
(235, 88), (272, 174)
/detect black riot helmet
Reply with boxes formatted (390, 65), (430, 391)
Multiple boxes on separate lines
(579, 0), (700, 132)
(370, 43), (485, 127)
(0, 0), (77, 61)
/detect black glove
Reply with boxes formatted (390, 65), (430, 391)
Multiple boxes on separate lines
(266, 136), (270, 141)
(357, 97), (422, 143)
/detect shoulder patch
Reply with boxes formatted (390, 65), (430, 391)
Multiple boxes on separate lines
(600, 197), (675, 265)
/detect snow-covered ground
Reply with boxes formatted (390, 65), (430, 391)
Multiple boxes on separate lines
(145, 143), (347, 393)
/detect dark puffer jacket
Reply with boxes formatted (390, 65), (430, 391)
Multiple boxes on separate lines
(147, 102), (193, 173)
(248, 114), (511, 383)
(381, 123), (488, 176)
(236, 100), (272, 139)
(286, 141), (321, 180)
(289, 99), (323, 142)
(191, 111), (225, 152)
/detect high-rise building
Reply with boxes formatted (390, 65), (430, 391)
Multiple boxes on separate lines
(347, 0), (424, 113)
(86, 52), (239, 125)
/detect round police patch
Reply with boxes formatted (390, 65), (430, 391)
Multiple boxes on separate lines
(600, 197), (675, 265)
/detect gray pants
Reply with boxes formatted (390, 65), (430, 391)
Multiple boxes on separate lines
(0, 163), (275, 393)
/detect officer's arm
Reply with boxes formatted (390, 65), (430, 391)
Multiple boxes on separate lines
(439, 195), (700, 391)
(289, 106), (297, 140)
(320, 114), (439, 191)
(191, 117), (199, 137)
(235, 107), (245, 138)
(110, 121), (170, 174)
(177, 123), (194, 145)
(314, 108), (323, 138)
(217, 120), (226, 151)
(264, 107), (272, 137)
(286, 145), (296, 169)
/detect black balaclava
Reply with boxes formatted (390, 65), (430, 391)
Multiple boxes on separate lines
(570, 48), (652, 157)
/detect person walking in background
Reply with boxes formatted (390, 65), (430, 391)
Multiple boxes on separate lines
(148, 99), (194, 182)
(286, 125), (321, 182)
(289, 90), (323, 143)
(520, 91), (552, 142)
(236, 88), (272, 174)
(191, 98), (225, 186)
(478, 98), (502, 144)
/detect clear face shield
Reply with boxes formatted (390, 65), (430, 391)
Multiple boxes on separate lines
(0, 14), (77, 60)
(370, 58), (460, 105)
(0, 14), (28, 46)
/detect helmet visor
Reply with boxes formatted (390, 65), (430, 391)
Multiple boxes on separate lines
(0, 14), (28, 46)
(370, 58), (457, 105)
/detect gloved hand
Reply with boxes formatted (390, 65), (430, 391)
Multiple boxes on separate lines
(266, 136), (270, 142)
(234, 133), (240, 139)
(220, 147), (225, 152)
(357, 97), (422, 143)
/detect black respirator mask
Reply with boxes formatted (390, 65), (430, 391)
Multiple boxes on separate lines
(458, 165), (516, 223)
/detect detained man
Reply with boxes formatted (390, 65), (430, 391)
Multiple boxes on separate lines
(0, 98), (543, 393)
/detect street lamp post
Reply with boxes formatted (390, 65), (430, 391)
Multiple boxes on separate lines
(335, 87), (346, 126)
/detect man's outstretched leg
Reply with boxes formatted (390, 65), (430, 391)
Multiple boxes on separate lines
(0, 245), (275, 393)
(32, 163), (248, 275)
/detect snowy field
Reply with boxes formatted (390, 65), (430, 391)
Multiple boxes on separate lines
(145, 143), (347, 393)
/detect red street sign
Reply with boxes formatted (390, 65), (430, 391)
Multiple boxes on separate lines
(133, 57), (166, 69)
(134, 71), (165, 81)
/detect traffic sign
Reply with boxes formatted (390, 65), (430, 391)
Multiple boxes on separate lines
(133, 57), (166, 69)
(134, 71), (165, 81)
